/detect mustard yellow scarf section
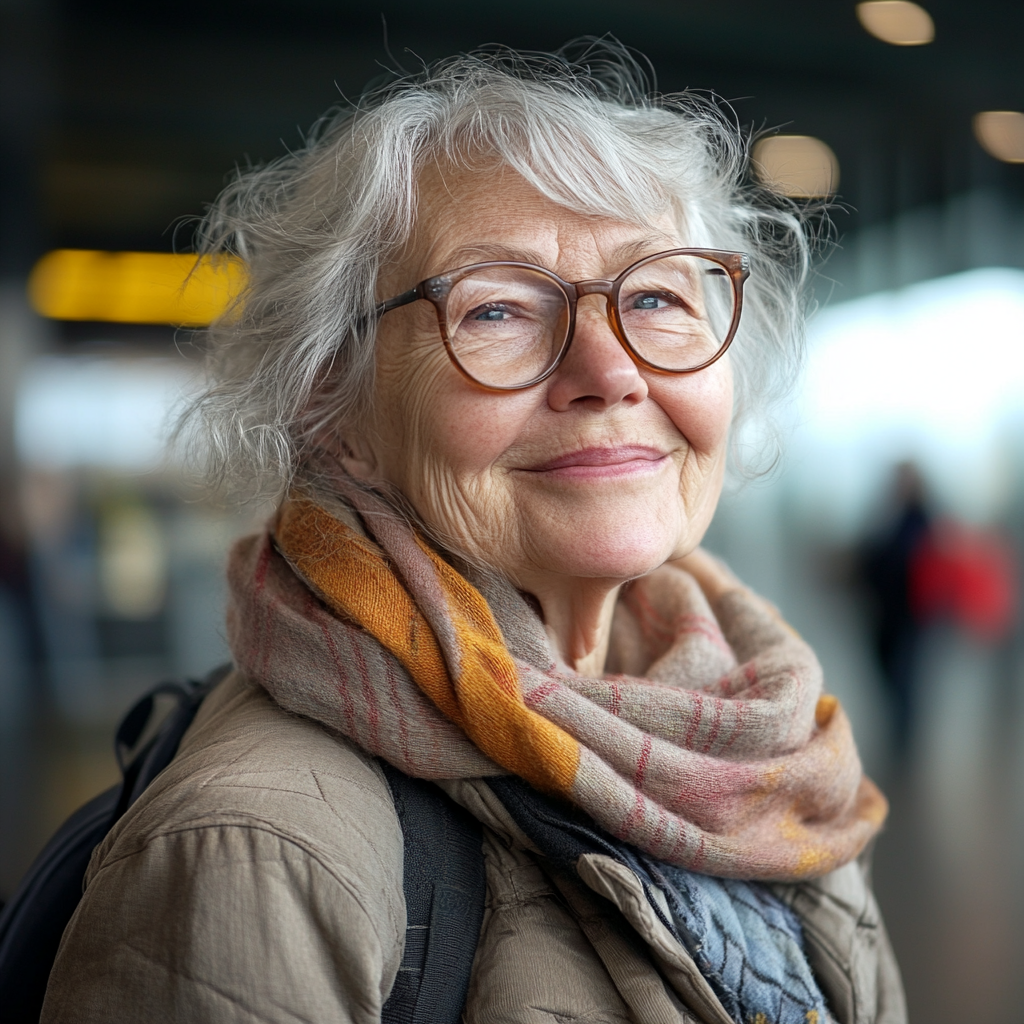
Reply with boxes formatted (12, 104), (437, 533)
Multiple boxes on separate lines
(275, 497), (580, 797)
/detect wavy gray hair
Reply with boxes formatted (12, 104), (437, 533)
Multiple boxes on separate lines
(180, 39), (812, 500)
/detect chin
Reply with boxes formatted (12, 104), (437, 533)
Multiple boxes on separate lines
(538, 526), (682, 582)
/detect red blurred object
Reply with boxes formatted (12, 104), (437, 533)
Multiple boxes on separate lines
(910, 521), (1017, 641)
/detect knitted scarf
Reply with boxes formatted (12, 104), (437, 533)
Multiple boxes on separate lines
(226, 491), (886, 882)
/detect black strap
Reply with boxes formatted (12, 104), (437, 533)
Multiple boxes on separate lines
(380, 764), (486, 1024)
(116, 666), (231, 815)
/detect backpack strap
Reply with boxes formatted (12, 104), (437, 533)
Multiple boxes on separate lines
(115, 665), (230, 813)
(380, 763), (487, 1024)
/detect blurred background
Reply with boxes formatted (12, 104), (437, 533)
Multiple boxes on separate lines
(1, 0), (1023, 1018)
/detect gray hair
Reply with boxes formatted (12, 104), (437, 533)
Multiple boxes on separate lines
(179, 39), (813, 500)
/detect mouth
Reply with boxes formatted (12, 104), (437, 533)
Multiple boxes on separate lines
(520, 445), (670, 480)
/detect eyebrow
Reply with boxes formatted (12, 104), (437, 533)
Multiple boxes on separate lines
(609, 236), (681, 265)
(432, 234), (681, 278)
(438, 244), (548, 269)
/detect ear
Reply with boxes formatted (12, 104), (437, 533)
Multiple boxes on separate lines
(332, 428), (381, 482)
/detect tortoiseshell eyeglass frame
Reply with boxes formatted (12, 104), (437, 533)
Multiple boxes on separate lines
(375, 248), (750, 392)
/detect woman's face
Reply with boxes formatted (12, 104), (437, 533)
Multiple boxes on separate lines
(345, 164), (733, 593)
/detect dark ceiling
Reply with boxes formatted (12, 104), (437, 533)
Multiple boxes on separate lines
(2, 0), (1023, 268)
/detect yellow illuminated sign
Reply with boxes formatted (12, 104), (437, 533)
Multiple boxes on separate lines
(28, 249), (247, 326)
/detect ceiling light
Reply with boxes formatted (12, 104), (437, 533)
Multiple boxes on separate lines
(973, 111), (1024, 163)
(752, 136), (840, 198)
(27, 249), (246, 326)
(856, 1), (934, 45)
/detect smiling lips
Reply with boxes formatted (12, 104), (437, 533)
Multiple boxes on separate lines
(523, 445), (669, 479)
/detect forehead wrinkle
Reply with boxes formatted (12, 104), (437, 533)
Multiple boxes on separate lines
(405, 162), (684, 285)
(428, 231), (683, 279)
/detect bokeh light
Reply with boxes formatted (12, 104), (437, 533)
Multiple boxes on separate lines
(973, 111), (1024, 164)
(856, 1), (935, 45)
(752, 135), (840, 198)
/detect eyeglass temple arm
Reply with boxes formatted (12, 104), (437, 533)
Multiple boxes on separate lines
(376, 287), (421, 318)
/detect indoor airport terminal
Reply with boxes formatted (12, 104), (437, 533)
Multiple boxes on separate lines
(1, 2), (1023, 1020)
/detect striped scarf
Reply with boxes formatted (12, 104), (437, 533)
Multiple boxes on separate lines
(226, 491), (886, 882)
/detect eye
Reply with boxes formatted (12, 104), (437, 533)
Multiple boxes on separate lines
(630, 292), (681, 311)
(472, 306), (510, 321)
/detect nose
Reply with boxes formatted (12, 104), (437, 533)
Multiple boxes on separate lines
(545, 296), (648, 411)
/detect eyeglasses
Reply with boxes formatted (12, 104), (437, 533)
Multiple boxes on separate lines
(376, 248), (750, 391)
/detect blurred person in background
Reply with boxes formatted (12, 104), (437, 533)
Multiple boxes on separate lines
(862, 462), (1018, 760)
(0, 483), (38, 838)
(41, 43), (903, 1024)
(861, 461), (933, 757)
(0, 488), (37, 713)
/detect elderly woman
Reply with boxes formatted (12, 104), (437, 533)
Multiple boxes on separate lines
(43, 44), (903, 1024)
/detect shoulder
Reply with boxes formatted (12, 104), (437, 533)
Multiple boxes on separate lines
(92, 669), (403, 896)
(43, 671), (405, 1024)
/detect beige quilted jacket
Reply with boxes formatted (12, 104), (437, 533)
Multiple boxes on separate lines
(42, 671), (906, 1024)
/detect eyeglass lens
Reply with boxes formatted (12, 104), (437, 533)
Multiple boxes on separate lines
(443, 254), (736, 388)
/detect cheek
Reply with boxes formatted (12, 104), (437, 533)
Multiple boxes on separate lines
(372, 325), (447, 460)
(660, 362), (733, 557)
(372, 314), (536, 500)
(655, 359), (734, 458)
(423, 396), (530, 488)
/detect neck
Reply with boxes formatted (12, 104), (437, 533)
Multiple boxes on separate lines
(524, 577), (623, 676)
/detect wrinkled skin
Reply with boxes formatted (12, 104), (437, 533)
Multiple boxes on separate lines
(337, 163), (733, 675)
